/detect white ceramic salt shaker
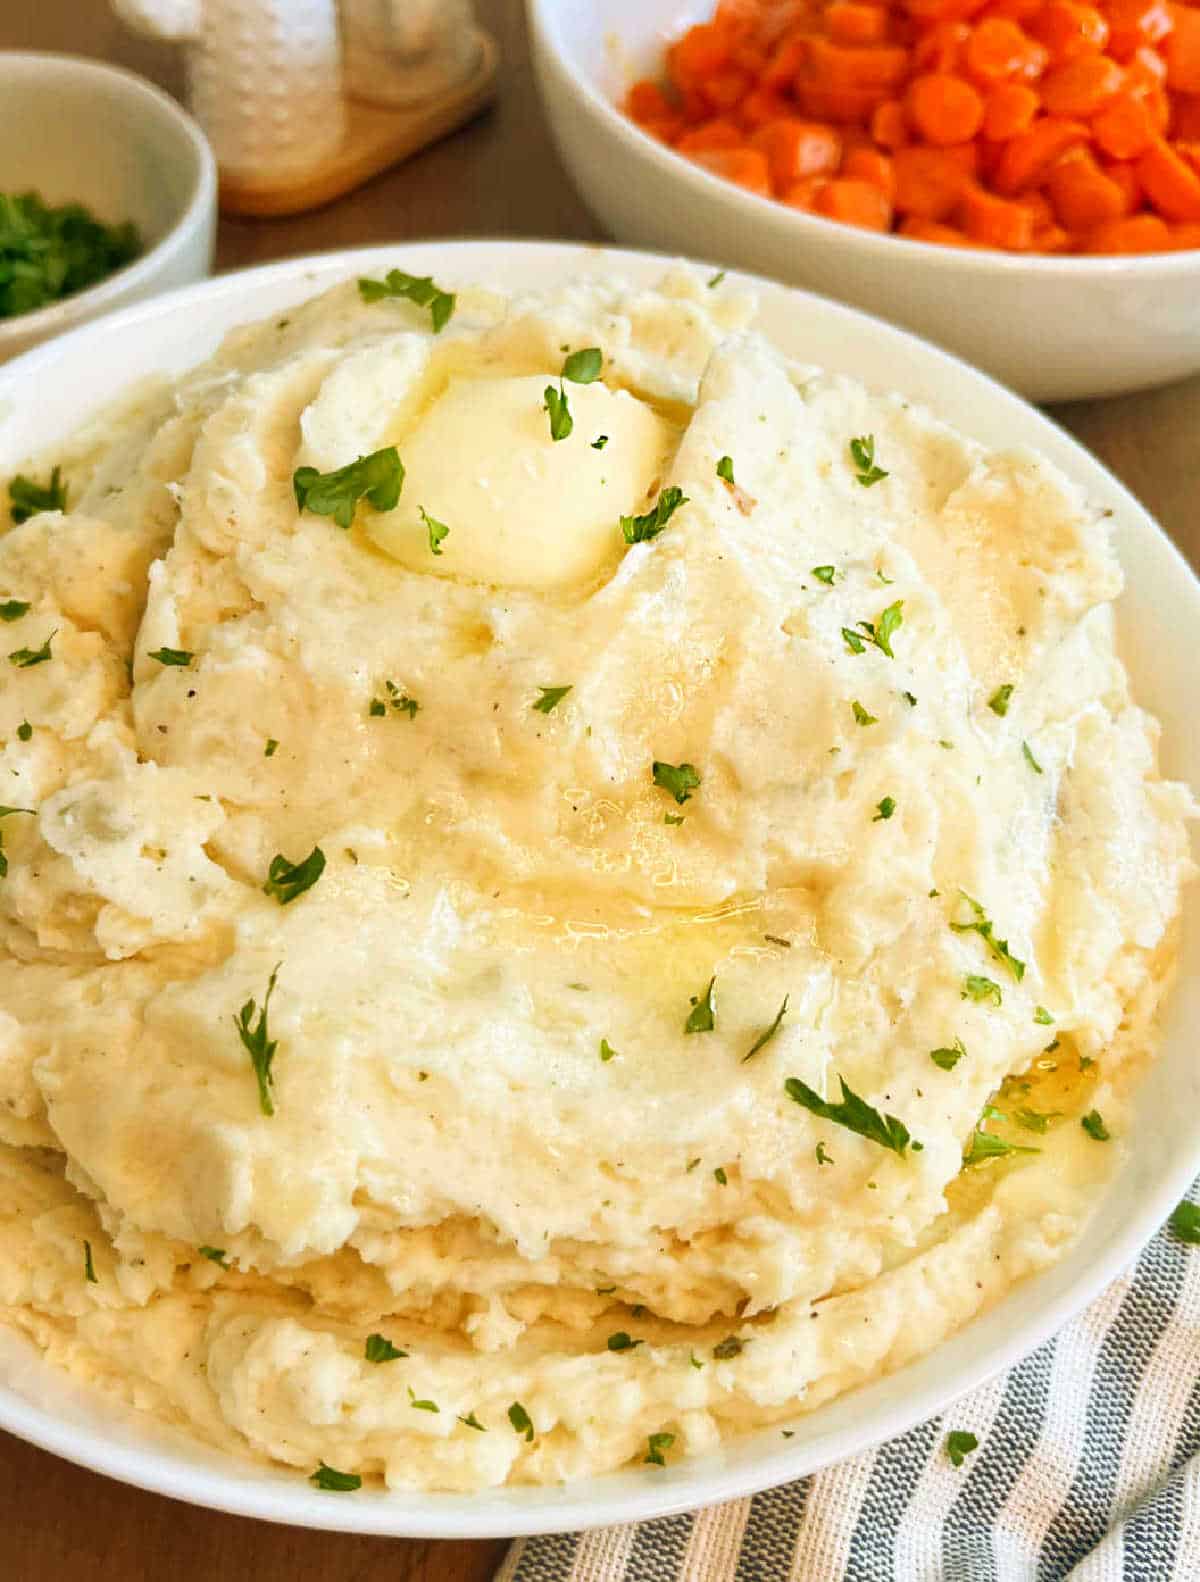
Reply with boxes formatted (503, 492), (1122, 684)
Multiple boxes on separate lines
(339, 0), (483, 107)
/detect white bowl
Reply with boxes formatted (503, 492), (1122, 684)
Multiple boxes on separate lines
(528, 0), (1200, 403)
(0, 241), (1196, 1538)
(0, 53), (216, 362)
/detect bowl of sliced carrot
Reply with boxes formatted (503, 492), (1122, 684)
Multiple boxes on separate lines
(527, 0), (1200, 398)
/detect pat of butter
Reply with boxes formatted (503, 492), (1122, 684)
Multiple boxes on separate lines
(365, 375), (676, 591)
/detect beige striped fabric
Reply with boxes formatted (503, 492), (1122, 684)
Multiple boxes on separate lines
(497, 1185), (1200, 1582)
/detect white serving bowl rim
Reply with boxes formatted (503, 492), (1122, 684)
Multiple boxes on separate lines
(0, 52), (217, 345)
(527, 0), (1200, 277)
(0, 240), (1196, 1540)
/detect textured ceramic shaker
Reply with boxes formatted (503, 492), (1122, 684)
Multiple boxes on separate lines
(340, 0), (482, 107)
(113, 0), (346, 179)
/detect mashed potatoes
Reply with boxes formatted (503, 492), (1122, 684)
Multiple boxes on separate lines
(0, 266), (1192, 1491)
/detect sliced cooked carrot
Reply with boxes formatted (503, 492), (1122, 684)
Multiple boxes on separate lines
(700, 68), (753, 112)
(1164, 4), (1200, 92)
(668, 24), (733, 88)
(979, 0), (1043, 20)
(907, 70), (987, 138)
(751, 117), (844, 186)
(1100, 156), (1144, 206)
(899, 215), (981, 241)
(761, 32), (810, 88)
(1083, 209), (1172, 244)
(1040, 53), (1126, 113)
(1092, 88), (1158, 152)
(1105, 0), (1174, 60)
(797, 80), (892, 120)
(905, 0), (991, 24)
(964, 17), (1050, 82)
(827, 3), (892, 45)
(842, 147), (899, 199)
(1173, 91), (1200, 139)
(806, 40), (912, 89)
(816, 175), (896, 225)
(894, 143), (976, 212)
(627, 81), (676, 125)
(1126, 43), (1169, 87)
(1031, 1), (1111, 61)
(738, 85), (793, 128)
(1137, 133), (1200, 214)
(983, 80), (1043, 136)
(677, 118), (745, 152)
(1047, 146), (1129, 222)
(992, 115), (1091, 189)
(914, 21), (973, 72)
(690, 146), (774, 194)
(872, 97), (911, 145)
(1166, 220), (1200, 245)
(781, 175), (832, 210)
(959, 179), (1039, 240)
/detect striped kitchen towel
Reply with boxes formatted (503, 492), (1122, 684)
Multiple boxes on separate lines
(498, 1185), (1200, 1582)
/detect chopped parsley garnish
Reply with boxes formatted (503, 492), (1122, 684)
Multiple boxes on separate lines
(859, 600), (904, 657)
(198, 1246), (230, 1269)
(0, 600), (30, 621)
(950, 892), (1025, 981)
(946, 1430), (978, 1467)
(988, 684), (1014, 717)
(9, 466), (68, 523)
(784, 1074), (912, 1156)
(849, 434), (888, 487)
(408, 1387), (439, 1412)
(263, 846), (325, 905)
(0, 192), (140, 321)
(533, 685), (572, 714)
(607, 1331), (643, 1351)
(1022, 741), (1044, 774)
(293, 446), (404, 529)
(459, 1411), (487, 1431)
(365, 1333), (407, 1363)
(369, 699), (386, 717)
(873, 796), (896, 821)
(371, 681), (420, 719)
(690, 1352), (703, 1368)
(1169, 1201), (1200, 1245)
(815, 1141), (833, 1165)
(83, 1239), (97, 1284)
(843, 628), (866, 653)
(1081, 1109), (1110, 1141)
(902, 690), (917, 706)
(591, 434), (608, 450)
(1034, 1006), (1054, 1025)
(686, 1157), (701, 1172)
(812, 565), (839, 585)
(852, 701), (878, 726)
(234, 963), (281, 1117)
(713, 1335), (746, 1360)
(962, 1129), (1039, 1167)
(1015, 1108), (1056, 1133)
(563, 347), (603, 384)
(708, 270), (726, 287)
(716, 455), (736, 486)
(684, 976), (717, 1034)
(930, 1037), (966, 1071)
(713, 1166), (727, 1185)
(600, 1038), (619, 1062)
(653, 759), (700, 804)
(8, 629), (55, 667)
(310, 1462), (361, 1491)
(962, 974), (1002, 1006)
(419, 505), (450, 556)
(621, 486), (688, 544)
(664, 812), (685, 826)
(742, 995), (789, 1062)
(764, 934), (791, 948)
(357, 269), (455, 332)
(508, 1401), (534, 1441)
(148, 647), (192, 667)
(543, 382), (573, 441)
(16, 721), (31, 741)
(644, 1431), (675, 1466)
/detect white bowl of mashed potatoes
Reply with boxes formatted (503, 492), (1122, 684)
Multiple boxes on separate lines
(0, 242), (1196, 1539)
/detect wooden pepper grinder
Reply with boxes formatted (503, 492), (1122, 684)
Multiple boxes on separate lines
(112, 0), (498, 216)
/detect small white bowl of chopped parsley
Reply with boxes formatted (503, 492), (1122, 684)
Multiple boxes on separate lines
(0, 53), (216, 361)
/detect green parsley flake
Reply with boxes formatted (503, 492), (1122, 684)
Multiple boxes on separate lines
(950, 891), (1026, 981)
(962, 974), (1003, 1006)
(1169, 1201), (1200, 1245)
(600, 1038), (619, 1063)
(365, 1333), (407, 1363)
(962, 1129), (1039, 1167)
(716, 455), (736, 486)
(664, 812), (685, 826)
(849, 434), (888, 487)
(533, 684), (572, 714)
(785, 1074), (912, 1156)
(264, 738), (279, 758)
(653, 759), (700, 804)
(408, 1387), (439, 1412)
(198, 1246), (230, 1269)
(148, 647), (192, 667)
(83, 1239), (97, 1284)
(543, 381), (573, 441)
(873, 796), (896, 822)
(713, 1335), (746, 1360)
(419, 505), (450, 555)
(234, 963), (282, 1117)
(812, 565), (839, 586)
(1015, 1108), (1056, 1134)
(708, 270), (726, 287)
(357, 269), (455, 332)
(0, 600), (30, 621)
(644, 1431), (675, 1466)
(742, 994), (789, 1062)
(684, 976), (717, 1034)
(508, 1401), (534, 1441)
(815, 1141), (834, 1165)
(263, 846), (325, 906)
(1034, 1006), (1054, 1025)
(930, 1037), (967, 1071)
(563, 347), (603, 384)
(459, 1411), (487, 1431)
(8, 629), (55, 668)
(607, 1331), (643, 1352)
(852, 701), (878, 726)
(902, 690), (918, 706)
(713, 1166), (728, 1185)
(16, 721), (31, 742)
(293, 447), (404, 528)
(310, 1462), (361, 1491)
(9, 466), (68, 524)
(591, 434), (608, 450)
(1022, 740), (1044, 774)
(860, 600), (904, 657)
(690, 1351), (704, 1368)
(1081, 1109), (1110, 1141)
(621, 486), (689, 545)
(988, 684), (1014, 716)
(946, 1430), (979, 1467)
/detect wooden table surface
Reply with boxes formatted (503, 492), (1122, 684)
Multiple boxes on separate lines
(2, 1), (1198, 1578)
